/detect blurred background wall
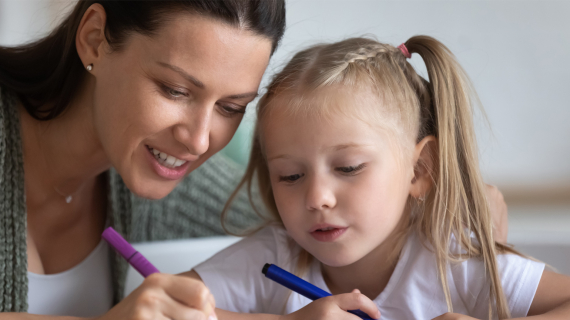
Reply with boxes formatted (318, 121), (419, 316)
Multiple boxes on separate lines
(1, 0), (568, 273)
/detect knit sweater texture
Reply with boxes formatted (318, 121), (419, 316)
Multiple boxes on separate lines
(0, 86), (261, 312)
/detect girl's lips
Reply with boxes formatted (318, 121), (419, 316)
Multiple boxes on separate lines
(145, 145), (190, 180)
(310, 227), (348, 242)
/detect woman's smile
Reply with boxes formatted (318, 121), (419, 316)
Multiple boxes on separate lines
(145, 145), (193, 180)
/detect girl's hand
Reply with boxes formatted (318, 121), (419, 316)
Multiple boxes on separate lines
(283, 289), (380, 320)
(96, 273), (217, 320)
(432, 313), (479, 320)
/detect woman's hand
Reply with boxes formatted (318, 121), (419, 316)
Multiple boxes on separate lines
(485, 184), (508, 244)
(282, 289), (380, 320)
(431, 313), (478, 320)
(97, 273), (217, 320)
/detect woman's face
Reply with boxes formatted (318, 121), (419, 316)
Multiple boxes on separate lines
(93, 14), (272, 199)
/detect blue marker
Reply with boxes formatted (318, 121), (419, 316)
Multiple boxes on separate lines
(262, 263), (376, 320)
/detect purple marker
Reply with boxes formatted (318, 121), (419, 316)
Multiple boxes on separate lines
(102, 226), (160, 277)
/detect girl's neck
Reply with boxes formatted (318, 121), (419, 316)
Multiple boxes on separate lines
(320, 215), (409, 300)
(21, 75), (112, 208)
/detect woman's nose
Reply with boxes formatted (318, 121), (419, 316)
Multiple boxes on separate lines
(305, 175), (337, 211)
(173, 104), (212, 156)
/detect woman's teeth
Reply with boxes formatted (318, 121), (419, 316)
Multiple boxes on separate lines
(149, 147), (187, 168)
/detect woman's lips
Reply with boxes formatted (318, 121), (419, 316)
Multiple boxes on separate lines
(310, 227), (348, 242)
(145, 145), (190, 180)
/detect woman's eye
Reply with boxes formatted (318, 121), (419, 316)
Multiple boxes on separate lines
(278, 173), (304, 183)
(218, 104), (246, 118)
(335, 163), (367, 175)
(168, 88), (185, 97)
(161, 84), (188, 99)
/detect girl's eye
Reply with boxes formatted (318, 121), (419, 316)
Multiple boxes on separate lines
(218, 103), (246, 118)
(278, 173), (305, 183)
(335, 163), (367, 175)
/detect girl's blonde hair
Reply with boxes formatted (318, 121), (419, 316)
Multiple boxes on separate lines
(222, 36), (517, 319)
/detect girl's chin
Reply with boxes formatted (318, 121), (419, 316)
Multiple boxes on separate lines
(320, 258), (358, 268)
(308, 250), (360, 268)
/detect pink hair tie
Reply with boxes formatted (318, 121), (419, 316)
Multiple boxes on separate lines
(398, 43), (411, 59)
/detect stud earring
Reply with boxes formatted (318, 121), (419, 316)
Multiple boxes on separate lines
(86, 64), (93, 71)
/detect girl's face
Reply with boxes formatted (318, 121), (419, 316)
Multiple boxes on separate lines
(93, 14), (272, 199)
(263, 90), (416, 267)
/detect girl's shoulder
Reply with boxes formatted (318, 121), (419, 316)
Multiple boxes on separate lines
(193, 225), (298, 313)
(445, 233), (545, 318)
(198, 225), (295, 266)
(385, 231), (545, 319)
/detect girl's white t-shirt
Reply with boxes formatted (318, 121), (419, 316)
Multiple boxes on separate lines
(194, 226), (545, 320)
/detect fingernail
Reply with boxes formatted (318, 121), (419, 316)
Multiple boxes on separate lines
(208, 315), (218, 320)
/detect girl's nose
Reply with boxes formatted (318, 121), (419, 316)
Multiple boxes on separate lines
(173, 104), (212, 156)
(305, 176), (337, 211)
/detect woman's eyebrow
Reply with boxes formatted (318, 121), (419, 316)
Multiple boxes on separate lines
(226, 92), (259, 100)
(157, 61), (204, 88)
(156, 61), (258, 100)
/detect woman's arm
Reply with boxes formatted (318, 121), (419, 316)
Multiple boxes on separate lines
(0, 273), (216, 320)
(0, 315), (83, 320)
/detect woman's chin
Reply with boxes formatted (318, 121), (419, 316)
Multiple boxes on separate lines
(121, 174), (180, 200)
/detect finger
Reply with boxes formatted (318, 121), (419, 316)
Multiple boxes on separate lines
(431, 312), (451, 320)
(334, 291), (380, 319)
(209, 292), (216, 310)
(145, 273), (215, 316)
(162, 298), (211, 320)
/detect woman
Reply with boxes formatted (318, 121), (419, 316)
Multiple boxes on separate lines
(0, 1), (284, 319)
(0, 1), (507, 319)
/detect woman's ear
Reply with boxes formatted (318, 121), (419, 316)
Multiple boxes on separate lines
(76, 4), (107, 69)
(409, 135), (437, 200)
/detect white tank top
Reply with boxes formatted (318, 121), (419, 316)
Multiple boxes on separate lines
(27, 240), (114, 317)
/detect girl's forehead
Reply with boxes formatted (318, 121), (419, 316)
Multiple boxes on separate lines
(260, 85), (418, 158)
(264, 85), (375, 118)
(262, 84), (402, 132)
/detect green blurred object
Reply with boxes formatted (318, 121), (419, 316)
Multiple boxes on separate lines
(220, 118), (255, 167)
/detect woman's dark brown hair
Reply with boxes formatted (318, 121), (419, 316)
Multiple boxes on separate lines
(0, 0), (286, 120)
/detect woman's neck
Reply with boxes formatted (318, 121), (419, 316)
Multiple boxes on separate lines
(20, 75), (112, 207)
(320, 215), (409, 301)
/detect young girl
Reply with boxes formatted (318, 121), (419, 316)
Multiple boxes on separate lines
(184, 36), (570, 319)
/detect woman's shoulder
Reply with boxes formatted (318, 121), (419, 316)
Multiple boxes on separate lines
(0, 84), (19, 128)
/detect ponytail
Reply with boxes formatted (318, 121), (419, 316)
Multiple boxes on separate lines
(406, 35), (510, 319)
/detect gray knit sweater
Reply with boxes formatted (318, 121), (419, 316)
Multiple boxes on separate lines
(0, 86), (261, 312)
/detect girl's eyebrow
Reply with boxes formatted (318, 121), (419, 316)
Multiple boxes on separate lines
(267, 154), (291, 162)
(326, 143), (372, 151)
(267, 143), (372, 162)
